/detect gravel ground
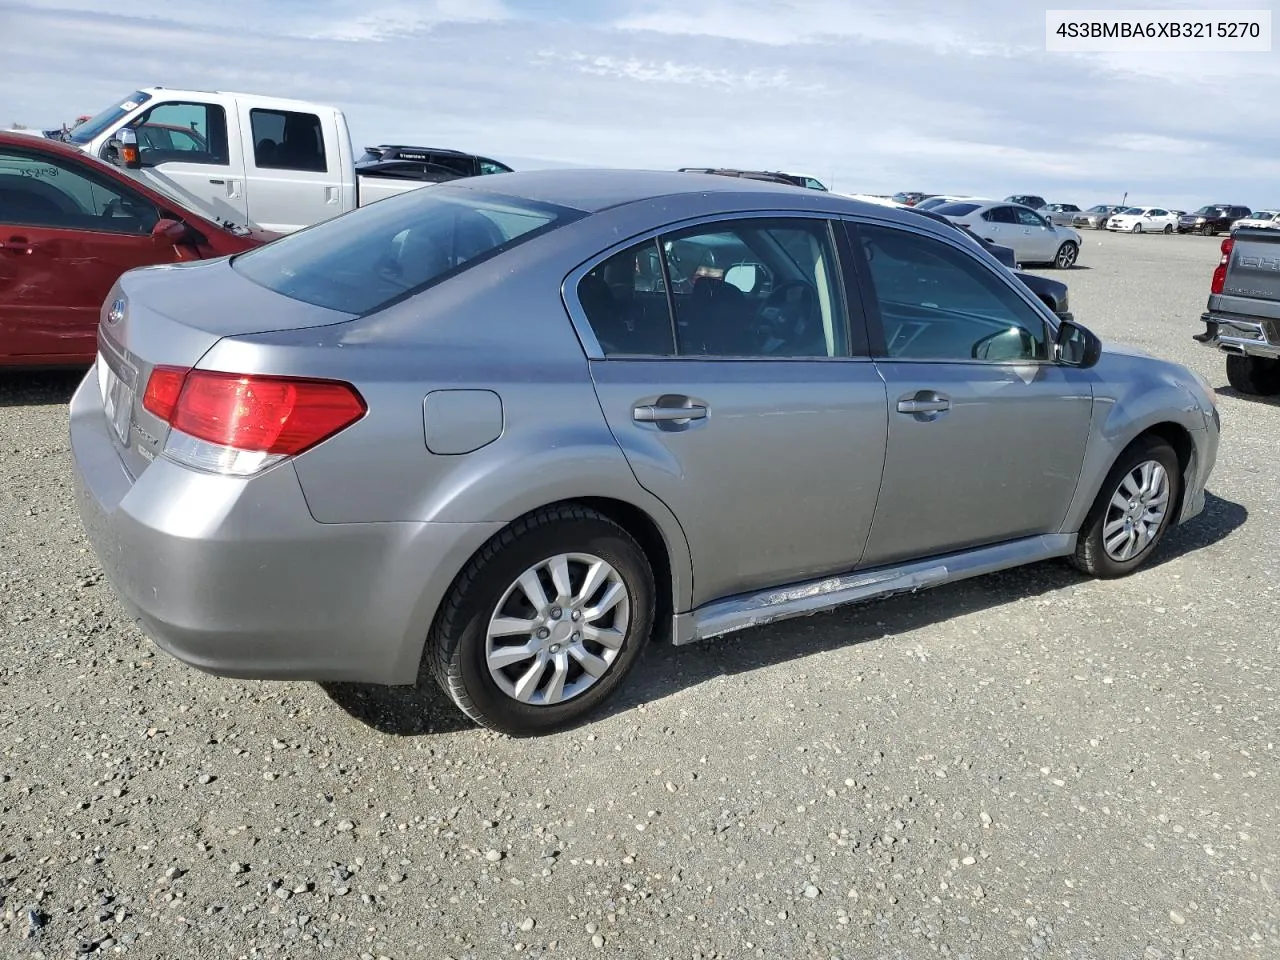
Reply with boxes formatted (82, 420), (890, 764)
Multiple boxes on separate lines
(1, 232), (1277, 960)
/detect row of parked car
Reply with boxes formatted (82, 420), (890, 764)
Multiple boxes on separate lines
(896, 193), (1277, 236)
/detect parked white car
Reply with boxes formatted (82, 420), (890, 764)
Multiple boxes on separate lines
(1105, 207), (1179, 234)
(932, 199), (1083, 268)
(1231, 210), (1280, 231)
(60, 87), (474, 234)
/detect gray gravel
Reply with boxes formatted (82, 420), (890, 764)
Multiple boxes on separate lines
(2, 232), (1277, 958)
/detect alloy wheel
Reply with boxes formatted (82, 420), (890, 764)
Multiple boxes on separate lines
(1102, 460), (1170, 562)
(484, 553), (630, 706)
(1056, 242), (1078, 268)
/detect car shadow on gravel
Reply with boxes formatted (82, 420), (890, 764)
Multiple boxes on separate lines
(0, 370), (86, 407)
(1215, 386), (1280, 407)
(322, 491), (1246, 737)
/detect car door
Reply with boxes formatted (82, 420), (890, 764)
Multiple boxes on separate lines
(971, 204), (1018, 249)
(240, 104), (344, 232)
(848, 220), (1093, 567)
(0, 145), (175, 364)
(128, 97), (248, 226)
(1013, 206), (1059, 261)
(574, 214), (890, 608)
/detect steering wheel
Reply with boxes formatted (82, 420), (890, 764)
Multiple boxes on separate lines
(756, 279), (820, 353)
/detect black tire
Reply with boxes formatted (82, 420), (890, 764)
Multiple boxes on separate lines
(1226, 353), (1280, 395)
(426, 504), (655, 736)
(1053, 241), (1078, 269)
(1163, 224), (1173, 234)
(1070, 436), (1182, 578)
(1133, 223), (1143, 234)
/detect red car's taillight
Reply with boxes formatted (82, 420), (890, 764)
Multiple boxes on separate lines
(1210, 236), (1234, 294)
(141, 366), (366, 473)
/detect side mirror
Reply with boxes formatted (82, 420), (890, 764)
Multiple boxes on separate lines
(1054, 319), (1101, 368)
(152, 218), (190, 244)
(107, 127), (142, 169)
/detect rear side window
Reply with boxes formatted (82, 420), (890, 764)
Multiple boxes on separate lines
(251, 109), (327, 172)
(231, 187), (578, 314)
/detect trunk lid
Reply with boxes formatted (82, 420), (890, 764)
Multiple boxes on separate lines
(95, 257), (354, 479)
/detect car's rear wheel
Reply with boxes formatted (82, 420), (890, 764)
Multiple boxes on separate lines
(1070, 436), (1181, 578)
(1054, 241), (1079, 269)
(427, 504), (655, 736)
(1226, 353), (1280, 395)
(1163, 223), (1174, 234)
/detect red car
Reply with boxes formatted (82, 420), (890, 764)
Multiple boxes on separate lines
(0, 132), (274, 368)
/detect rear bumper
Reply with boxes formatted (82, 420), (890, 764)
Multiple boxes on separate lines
(69, 370), (503, 685)
(1195, 312), (1280, 359)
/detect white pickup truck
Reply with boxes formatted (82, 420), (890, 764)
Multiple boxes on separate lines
(60, 87), (458, 233)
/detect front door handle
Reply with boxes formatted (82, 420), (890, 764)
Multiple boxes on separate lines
(634, 403), (707, 423)
(897, 391), (951, 419)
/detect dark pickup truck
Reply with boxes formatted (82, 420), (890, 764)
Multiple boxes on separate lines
(1195, 229), (1280, 395)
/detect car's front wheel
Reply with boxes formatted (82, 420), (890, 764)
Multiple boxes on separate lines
(1226, 353), (1280, 395)
(1070, 436), (1182, 578)
(1054, 241), (1079, 269)
(427, 505), (655, 736)
(1133, 222), (1143, 233)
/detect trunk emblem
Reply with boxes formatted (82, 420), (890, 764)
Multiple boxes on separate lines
(107, 299), (126, 325)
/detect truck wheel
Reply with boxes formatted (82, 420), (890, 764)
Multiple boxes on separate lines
(427, 504), (655, 736)
(1070, 436), (1181, 579)
(1226, 354), (1280, 395)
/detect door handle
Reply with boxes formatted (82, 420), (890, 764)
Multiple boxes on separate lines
(897, 391), (951, 419)
(633, 403), (707, 422)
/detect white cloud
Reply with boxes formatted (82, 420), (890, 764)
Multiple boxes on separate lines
(2, 0), (1279, 209)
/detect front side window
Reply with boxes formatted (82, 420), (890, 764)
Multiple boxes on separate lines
(231, 187), (576, 314)
(131, 101), (228, 165)
(578, 218), (848, 359)
(479, 159), (511, 175)
(0, 149), (160, 235)
(858, 224), (1049, 363)
(250, 109), (327, 172)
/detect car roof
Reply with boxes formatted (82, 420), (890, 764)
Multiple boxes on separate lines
(0, 130), (94, 157)
(437, 168), (864, 214)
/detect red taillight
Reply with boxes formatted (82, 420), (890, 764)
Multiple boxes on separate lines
(142, 367), (366, 456)
(142, 365), (189, 422)
(1211, 237), (1234, 294)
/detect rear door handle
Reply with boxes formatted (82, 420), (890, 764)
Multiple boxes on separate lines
(897, 392), (951, 418)
(634, 403), (707, 422)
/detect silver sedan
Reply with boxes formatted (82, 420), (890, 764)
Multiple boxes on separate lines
(70, 170), (1220, 736)
(933, 199), (1084, 268)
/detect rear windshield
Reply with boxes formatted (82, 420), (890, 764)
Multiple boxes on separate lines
(231, 188), (580, 314)
(931, 202), (981, 217)
(67, 91), (153, 145)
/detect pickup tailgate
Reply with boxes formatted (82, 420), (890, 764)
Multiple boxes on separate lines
(1210, 228), (1280, 323)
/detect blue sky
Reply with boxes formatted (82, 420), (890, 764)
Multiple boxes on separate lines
(3, 0), (1279, 209)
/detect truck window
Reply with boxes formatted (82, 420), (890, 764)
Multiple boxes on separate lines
(250, 109), (328, 173)
(130, 102), (229, 165)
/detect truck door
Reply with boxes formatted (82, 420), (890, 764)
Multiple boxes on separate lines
(128, 97), (249, 227)
(238, 103), (345, 233)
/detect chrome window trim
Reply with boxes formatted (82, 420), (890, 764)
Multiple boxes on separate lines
(559, 208), (870, 363)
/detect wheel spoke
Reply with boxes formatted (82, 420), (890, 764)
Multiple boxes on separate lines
(547, 555), (574, 602)
(1139, 462), (1156, 496)
(1133, 521), (1152, 554)
(489, 616), (537, 638)
(1105, 528), (1131, 554)
(582, 624), (625, 650)
(1103, 517), (1129, 539)
(574, 559), (611, 608)
(569, 645), (610, 678)
(582, 581), (626, 622)
(1121, 473), (1142, 498)
(512, 656), (548, 703)
(1110, 491), (1131, 512)
(488, 641), (539, 670)
(542, 653), (570, 704)
(517, 569), (550, 615)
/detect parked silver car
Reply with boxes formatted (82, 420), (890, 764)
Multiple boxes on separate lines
(1038, 203), (1082, 226)
(71, 170), (1221, 736)
(933, 199), (1084, 268)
